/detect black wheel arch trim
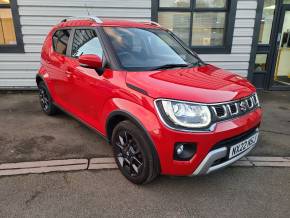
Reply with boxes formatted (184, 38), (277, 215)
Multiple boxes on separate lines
(36, 74), (48, 88)
(126, 83), (148, 96)
(106, 110), (161, 172)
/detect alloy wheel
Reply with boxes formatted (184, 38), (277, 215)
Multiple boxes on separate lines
(115, 130), (144, 177)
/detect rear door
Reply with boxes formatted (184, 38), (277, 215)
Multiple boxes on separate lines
(49, 29), (74, 109)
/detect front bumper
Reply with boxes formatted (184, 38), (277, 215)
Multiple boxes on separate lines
(192, 128), (258, 175)
(151, 108), (262, 176)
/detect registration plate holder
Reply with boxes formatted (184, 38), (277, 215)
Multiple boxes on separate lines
(229, 131), (259, 159)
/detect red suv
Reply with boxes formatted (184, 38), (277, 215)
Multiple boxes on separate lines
(37, 16), (262, 184)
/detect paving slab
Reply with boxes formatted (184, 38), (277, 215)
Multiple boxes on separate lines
(253, 161), (290, 167)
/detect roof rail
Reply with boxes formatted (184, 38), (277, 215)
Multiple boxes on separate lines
(61, 16), (103, 24)
(141, 21), (161, 27)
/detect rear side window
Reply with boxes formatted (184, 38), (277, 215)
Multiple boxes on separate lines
(52, 29), (71, 55)
(71, 29), (103, 58)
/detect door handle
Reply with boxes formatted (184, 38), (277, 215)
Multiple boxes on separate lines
(65, 71), (72, 78)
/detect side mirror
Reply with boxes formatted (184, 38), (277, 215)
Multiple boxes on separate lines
(79, 54), (103, 75)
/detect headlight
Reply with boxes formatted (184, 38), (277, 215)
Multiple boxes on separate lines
(155, 99), (212, 129)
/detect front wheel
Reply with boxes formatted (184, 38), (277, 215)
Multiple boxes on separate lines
(111, 120), (159, 184)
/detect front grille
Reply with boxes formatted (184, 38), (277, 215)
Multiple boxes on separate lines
(212, 105), (227, 118)
(210, 94), (259, 122)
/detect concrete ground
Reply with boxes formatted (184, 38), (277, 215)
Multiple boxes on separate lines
(0, 90), (289, 164)
(0, 92), (112, 164)
(252, 91), (290, 156)
(0, 168), (289, 218)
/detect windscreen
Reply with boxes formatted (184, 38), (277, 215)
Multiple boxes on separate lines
(103, 27), (202, 71)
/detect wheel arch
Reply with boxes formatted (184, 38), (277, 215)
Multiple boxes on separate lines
(106, 110), (161, 173)
(36, 74), (44, 86)
(106, 110), (150, 142)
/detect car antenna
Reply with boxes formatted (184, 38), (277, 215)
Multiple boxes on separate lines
(84, 1), (90, 15)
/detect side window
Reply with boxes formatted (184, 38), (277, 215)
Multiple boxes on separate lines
(52, 29), (71, 55)
(71, 29), (103, 58)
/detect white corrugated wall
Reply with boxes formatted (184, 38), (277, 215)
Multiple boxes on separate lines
(0, 0), (257, 88)
(200, 0), (257, 77)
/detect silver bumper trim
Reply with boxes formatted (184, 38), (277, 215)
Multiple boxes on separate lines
(192, 130), (258, 175)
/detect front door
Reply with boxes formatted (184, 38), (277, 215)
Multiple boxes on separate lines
(66, 28), (106, 128)
(270, 5), (290, 88)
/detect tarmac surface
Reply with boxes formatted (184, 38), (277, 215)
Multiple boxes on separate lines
(0, 168), (289, 218)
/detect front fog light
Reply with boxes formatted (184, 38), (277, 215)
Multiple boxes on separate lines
(174, 143), (197, 161)
(176, 144), (184, 155)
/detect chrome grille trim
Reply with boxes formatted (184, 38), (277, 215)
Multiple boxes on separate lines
(210, 94), (259, 121)
(211, 105), (228, 119)
(227, 103), (239, 116)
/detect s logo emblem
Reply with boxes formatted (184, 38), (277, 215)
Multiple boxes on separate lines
(240, 101), (247, 112)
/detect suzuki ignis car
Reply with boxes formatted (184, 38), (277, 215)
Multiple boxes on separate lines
(37, 16), (262, 184)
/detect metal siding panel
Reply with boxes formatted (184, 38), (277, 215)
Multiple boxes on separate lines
(233, 37), (253, 45)
(212, 62), (249, 70)
(17, 0), (151, 8)
(23, 35), (46, 44)
(235, 19), (255, 28)
(231, 70), (248, 77)
(234, 28), (254, 36)
(0, 53), (40, 61)
(237, 1), (258, 9)
(24, 45), (42, 53)
(0, 79), (36, 87)
(232, 45), (252, 53)
(22, 26), (50, 35)
(19, 7), (151, 18)
(0, 62), (40, 70)
(200, 54), (250, 62)
(236, 10), (256, 19)
(0, 71), (37, 79)
(20, 16), (148, 26)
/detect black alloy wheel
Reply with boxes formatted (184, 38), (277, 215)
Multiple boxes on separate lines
(115, 130), (144, 177)
(112, 120), (159, 184)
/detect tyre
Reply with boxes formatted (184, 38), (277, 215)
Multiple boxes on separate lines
(111, 120), (160, 184)
(38, 81), (58, 115)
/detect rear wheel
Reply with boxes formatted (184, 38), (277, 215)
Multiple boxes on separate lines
(38, 81), (58, 115)
(111, 120), (159, 184)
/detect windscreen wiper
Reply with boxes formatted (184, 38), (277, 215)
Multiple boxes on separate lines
(150, 63), (190, 71)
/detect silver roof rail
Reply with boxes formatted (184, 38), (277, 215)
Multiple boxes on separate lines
(141, 21), (161, 27)
(61, 16), (103, 24)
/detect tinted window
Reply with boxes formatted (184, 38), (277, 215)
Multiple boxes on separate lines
(71, 29), (103, 58)
(52, 29), (71, 55)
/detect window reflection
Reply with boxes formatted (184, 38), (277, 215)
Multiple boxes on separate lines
(0, 8), (16, 45)
(158, 12), (190, 44)
(259, 0), (276, 44)
(255, 54), (268, 72)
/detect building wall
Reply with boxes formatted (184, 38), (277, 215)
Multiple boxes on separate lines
(200, 0), (258, 77)
(0, 0), (257, 88)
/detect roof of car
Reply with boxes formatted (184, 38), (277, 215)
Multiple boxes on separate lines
(57, 18), (162, 29)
